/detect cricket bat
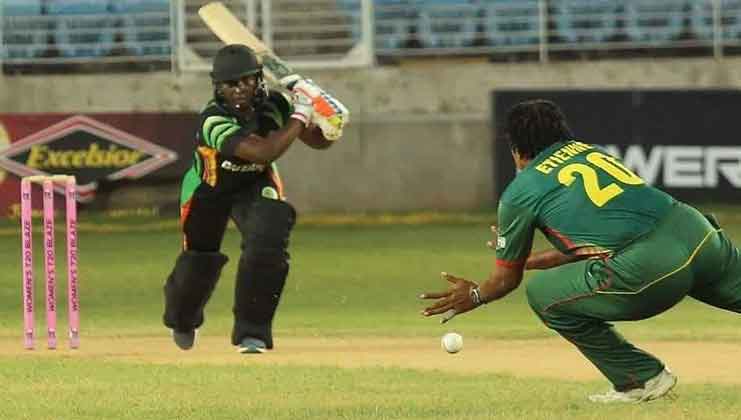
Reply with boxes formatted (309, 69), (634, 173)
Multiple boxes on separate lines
(197, 2), (300, 87)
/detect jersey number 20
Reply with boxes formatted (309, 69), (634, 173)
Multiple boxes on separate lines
(557, 152), (644, 207)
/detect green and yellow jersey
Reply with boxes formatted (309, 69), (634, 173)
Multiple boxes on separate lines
(495, 141), (676, 268)
(180, 91), (292, 206)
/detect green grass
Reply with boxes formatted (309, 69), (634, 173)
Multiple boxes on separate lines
(1, 360), (740, 420)
(0, 209), (740, 419)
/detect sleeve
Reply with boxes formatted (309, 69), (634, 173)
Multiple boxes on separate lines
(199, 114), (252, 159)
(257, 91), (293, 128)
(495, 200), (537, 268)
(272, 91), (293, 123)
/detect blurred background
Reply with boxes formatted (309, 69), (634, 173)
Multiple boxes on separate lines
(1, 0), (740, 217)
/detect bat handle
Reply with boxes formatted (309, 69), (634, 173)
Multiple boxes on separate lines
(279, 74), (302, 90)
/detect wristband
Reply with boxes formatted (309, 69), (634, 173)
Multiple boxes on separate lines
(470, 286), (487, 306)
(290, 112), (310, 126)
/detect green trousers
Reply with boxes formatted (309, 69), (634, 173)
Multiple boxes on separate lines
(526, 202), (741, 390)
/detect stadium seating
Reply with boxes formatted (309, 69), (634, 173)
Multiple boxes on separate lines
(361, 0), (741, 53)
(690, 0), (741, 42)
(721, 1), (741, 40)
(109, 0), (171, 56)
(624, 0), (684, 44)
(5, 0), (741, 66)
(2, 0), (170, 61)
(416, 0), (479, 48)
(374, 0), (414, 49)
(45, 0), (114, 57)
(552, 0), (618, 44)
(336, 0), (364, 45)
(483, 0), (540, 47)
(2, 0), (46, 59)
(690, 1), (714, 41)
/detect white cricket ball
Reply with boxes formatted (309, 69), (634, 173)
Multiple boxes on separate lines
(441, 332), (463, 354)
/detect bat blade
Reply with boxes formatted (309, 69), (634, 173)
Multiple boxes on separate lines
(198, 2), (298, 85)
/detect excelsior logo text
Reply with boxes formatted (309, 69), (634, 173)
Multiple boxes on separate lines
(25, 143), (144, 169)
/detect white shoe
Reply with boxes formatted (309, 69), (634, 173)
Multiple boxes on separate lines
(588, 368), (677, 403)
(238, 337), (267, 354)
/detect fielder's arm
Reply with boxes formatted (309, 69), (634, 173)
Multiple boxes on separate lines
(419, 262), (524, 323)
(525, 249), (585, 270)
(477, 262), (525, 303)
(487, 224), (583, 270)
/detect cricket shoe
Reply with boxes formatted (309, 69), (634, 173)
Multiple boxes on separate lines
(172, 329), (197, 350)
(588, 368), (677, 403)
(238, 337), (267, 354)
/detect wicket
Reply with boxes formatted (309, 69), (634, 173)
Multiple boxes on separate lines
(20, 175), (80, 350)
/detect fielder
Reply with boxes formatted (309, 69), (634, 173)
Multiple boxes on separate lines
(420, 99), (741, 402)
(163, 44), (348, 353)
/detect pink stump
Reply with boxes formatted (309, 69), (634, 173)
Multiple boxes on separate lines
(65, 178), (80, 349)
(20, 179), (34, 350)
(42, 180), (57, 350)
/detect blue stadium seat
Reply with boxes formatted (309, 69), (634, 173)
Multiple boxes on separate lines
(415, 0), (478, 48)
(336, 0), (363, 42)
(483, 0), (540, 46)
(46, 0), (114, 57)
(721, 0), (741, 40)
(690, 0), (741, 42)
(690, 1), (713, 41)
(625, 0), (684, 44)
(110, 0), (171, 56)
(552, 0), (617, 44)
(2, 0), (46, 59)
(374, 0), (414, 49)
(3, 0), (42, 16)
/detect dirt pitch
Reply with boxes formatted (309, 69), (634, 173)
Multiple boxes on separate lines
(2, 336), (741, 385)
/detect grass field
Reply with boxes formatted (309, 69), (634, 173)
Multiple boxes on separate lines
(0, 208), (740, 419)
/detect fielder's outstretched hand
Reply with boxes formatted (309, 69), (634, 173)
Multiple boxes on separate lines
(419, 272), (479, 323)
(486, 224), (498, 250)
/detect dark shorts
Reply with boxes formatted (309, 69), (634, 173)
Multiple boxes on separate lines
(179, 174), (279, 252)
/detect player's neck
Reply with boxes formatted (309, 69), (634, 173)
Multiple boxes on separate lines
(514, 157), (531, 171)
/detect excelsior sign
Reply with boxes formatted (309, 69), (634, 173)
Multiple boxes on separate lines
(0, 115), (177, 201)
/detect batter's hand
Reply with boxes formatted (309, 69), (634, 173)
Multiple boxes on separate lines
(290, 89), (314, 126)
(291, 79), (349, 141)
(419, 272), (479, 323)
(310, 92), (349, 141)
(486, 224), (498, 250)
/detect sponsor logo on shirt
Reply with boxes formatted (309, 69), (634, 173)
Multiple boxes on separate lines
(261, 186), (279, 200)
(221, 160), (266, 173)
(496, 236), (506, 250)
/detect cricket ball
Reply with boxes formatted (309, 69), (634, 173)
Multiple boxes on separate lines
(441, 332), (463, 354)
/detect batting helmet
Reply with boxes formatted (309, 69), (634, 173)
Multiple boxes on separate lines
(211, 44), (262, 82)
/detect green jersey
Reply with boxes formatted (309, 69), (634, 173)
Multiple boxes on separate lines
(495, 141), (675, 268)
(180, 91), (292, 204)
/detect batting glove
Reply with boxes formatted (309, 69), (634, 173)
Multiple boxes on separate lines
(290, 89), (314, 126)
(292, 79), (349, 141)
(311, 92), (349, 141)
